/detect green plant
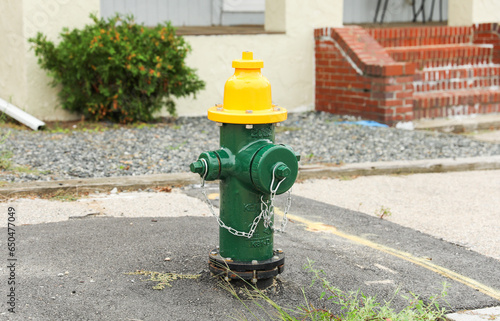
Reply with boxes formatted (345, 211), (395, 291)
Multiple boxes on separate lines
(223, 278), (298, 320)
(0, 121), (12, 170)
(49, 190), (80, 202)
(339, 175), (357, 181)
(302, 260), (449, 320)
(48, 123), (71, 133)
(375, 206), (392, 219)
(0, 109), (7, 124)
(29, 13), (205, 123)
(11, 165), (39, 174)
(166, 141), (186, 150)
(0, 150), (12, 170)
(227, 259), (449, 320)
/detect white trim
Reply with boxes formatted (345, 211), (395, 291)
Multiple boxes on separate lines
(0, 98), (45, 131)
(319, 34), (364, 75)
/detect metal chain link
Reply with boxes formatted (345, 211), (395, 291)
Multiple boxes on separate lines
(273, 188), (292, 233)
(199, 159), (292, 238)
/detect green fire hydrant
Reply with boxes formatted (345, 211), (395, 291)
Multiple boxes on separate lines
(190, 52), (299, 282)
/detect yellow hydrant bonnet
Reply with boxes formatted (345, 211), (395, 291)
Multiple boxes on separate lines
(207, 51), (287, 124)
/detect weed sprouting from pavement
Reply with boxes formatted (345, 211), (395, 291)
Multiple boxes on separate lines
(46, 189), (84, 202)
(125, 270), (200, 290)
(375, 205), (392, 219)
(0, 150), (12, 170)
(0, 113), (12, 170)
(227, 259), (449, 320)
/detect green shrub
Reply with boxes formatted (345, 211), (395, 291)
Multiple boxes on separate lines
(0, 112), (12, 170)
(29, 13), (205, 123)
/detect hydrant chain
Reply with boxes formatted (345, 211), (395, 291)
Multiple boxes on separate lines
(261, 164), (290, 232)
(200, 165), (264, 239)
(200, 158), (208, 187)
(270, 164), (286, 194)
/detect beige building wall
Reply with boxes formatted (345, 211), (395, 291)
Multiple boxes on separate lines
(0, 1), (26, 109)
(1, 0), (342, 121)
(448, 0), (500, 26)
(0, 0), (99, 121)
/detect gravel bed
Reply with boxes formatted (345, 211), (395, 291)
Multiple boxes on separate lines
(1, 111), (500, 183)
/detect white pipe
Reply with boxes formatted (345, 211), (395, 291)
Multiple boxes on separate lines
(0, 98), (45, 131)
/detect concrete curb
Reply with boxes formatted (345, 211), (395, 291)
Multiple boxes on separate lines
(297, 155), (500, 179)
(414, 114), (500, 133)
(1, 155), (500, 198)
(0, 173), (200, 198)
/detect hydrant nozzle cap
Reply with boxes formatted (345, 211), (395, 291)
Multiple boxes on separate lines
(232, 51), (264, 69)
(190, 160), (205, 174)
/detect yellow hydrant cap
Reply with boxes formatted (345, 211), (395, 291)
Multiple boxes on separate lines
(207, 51), (287, 124)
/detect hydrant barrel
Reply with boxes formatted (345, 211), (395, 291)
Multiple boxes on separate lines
(218, 123), (276, 262)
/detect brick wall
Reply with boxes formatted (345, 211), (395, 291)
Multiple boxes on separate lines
(367, 26), (473, 47)
(314, 27), (415, 125)
(315, 24), (500, 124)
(472, 23), (500, 64)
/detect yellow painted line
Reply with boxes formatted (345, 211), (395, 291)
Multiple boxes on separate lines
(207, 193), (219, 200)
(276, 209), (500, 302)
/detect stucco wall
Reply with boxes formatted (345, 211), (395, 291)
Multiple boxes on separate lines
(0, 1), (26, 108)
(24, 0), (100, 120)
(472, 0), (500, 24)
(448, 0), (500, 26)
(0, 0), (99, 121)
(174, 0), (343, 117)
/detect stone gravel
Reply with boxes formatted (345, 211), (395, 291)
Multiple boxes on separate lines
(1, 111), (500, 183)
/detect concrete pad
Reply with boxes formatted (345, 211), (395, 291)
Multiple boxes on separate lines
(292, 170), (500, 261)
(471, 130), (500, 143)
(447, 306), (500, 321)
(0, 190), (209, 227)
(414, 114), (500, 133)
(0, 172), (200, 198)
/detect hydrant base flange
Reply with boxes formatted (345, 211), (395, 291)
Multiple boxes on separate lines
(208, 248), (284, 281)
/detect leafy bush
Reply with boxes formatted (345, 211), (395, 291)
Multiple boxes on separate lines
(29, 14), (205, 123)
